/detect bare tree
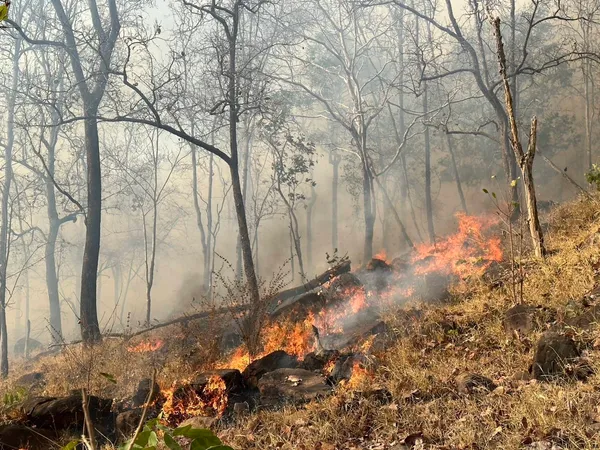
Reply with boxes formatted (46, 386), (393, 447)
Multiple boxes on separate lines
(493, 17), (546, 258)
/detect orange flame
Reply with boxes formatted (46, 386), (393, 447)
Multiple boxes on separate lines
(346, 361), (373, 388)
(373, 249), (390, 263)
(127, 339), (164, 353)
(161, 375), (228, 425)
(214, 213), (502, 375)
(412, 213), (502, 278)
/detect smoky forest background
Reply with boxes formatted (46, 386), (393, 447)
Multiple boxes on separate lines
(0, 0), (599, 377)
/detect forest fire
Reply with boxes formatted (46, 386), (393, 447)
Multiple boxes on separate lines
(217, 214), (502, 376)
(412, 213), (502, 278)
(127, 339), (164, 353)
(161, 375), (228, 425)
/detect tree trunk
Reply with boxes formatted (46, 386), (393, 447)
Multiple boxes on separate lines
(522, 118), (545, 258)
(306, 181), (316, 270)
(79, 114), (103, 343)
(444, 133), (468, 214)
(362, 162), (375, 261)
(236, 127), (252, 281)
(584, 58), (593, 175)
(191, 144), (210, 288)
(330, 153), (340, 250)
(0, 37), (20, 377)
(418, 18), (435, 244)
(423, 85), (435, 244)
(493, 17), (546, 258)
(206, 153), (214, 291)
(374, 177), (413, 248)
(45, 223), (63, 342)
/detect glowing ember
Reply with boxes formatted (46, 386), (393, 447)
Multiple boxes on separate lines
(127, 339), (164, 353)
(412, 213), (502, 278)
(161, 375), (228, 425)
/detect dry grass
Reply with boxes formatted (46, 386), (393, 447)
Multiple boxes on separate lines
(219, 195), (600, 449)
(4, 194), (600, 449)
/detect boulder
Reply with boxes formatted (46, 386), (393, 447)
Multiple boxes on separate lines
(564, 305), (600, 331)
(455, 373), (497, 394)
(14, 372), (45, 390)
(328, 354), (358, 384)
(21, 394), (113, 433)
(258, 368), (332, 407)
(300, 350), (340, 372)
(242, 351), (298, 389)
(13, 337), (43, 357)
(0, 424), (55, 450)
(532, 332), (580, 381)
(132, 377), (160, 407)
(504, 304), (538, 335)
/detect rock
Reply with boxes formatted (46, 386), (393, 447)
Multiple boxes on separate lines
(564, 305), (600, 331)
(242, 351), (298, 389)
(455, 373), (497, 394)
(14, 371), (45, 390)
(504, 304), (538, 335)
(13, 337), (43, 357)
(258, 368), (332, 407)
(328, 354), (369, 384)
(323, 273), (363, 305)
(132, 377), (160, 407)
(532, 332), (580, 381)
(21, 395), (114, 434)
(300, 350), (340, 372)
(0, 424), (55, 450)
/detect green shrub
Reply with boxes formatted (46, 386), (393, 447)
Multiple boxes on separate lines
(62, 417), (234, 450)
(585, 164), (600, 190)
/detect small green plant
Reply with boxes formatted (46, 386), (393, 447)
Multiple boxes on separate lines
(1, 387), (26, 407)
(585, 164), (600, 191)
(62, 417), (234, 450)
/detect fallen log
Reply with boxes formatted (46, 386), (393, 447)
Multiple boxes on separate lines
(268, 260), (352, 314)
(52, 260), (352, 345)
